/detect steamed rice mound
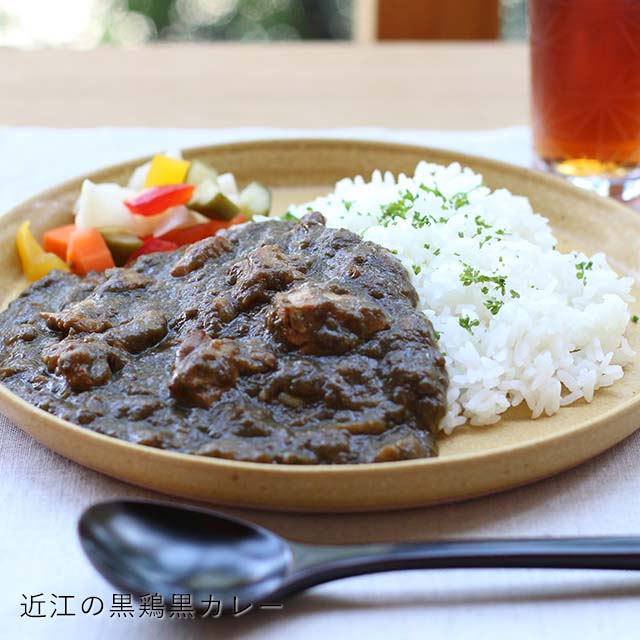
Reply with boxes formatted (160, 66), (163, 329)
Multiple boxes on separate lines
(289, 161), (635, 432)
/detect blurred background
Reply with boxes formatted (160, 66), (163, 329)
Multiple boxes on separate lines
(0, 0), (526, 48)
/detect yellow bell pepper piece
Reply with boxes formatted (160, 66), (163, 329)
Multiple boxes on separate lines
(144, 154), (191, 187)
(16, 221), (70, 282)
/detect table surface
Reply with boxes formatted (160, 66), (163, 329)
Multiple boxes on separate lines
(0, 43), (529, 129)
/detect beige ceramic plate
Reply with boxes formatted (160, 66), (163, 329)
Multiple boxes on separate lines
(1, 139), (639, 512)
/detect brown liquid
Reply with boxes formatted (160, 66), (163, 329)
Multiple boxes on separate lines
(530, 0), (640, 176)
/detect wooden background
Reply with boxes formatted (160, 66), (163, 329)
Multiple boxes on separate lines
(0, 42), (529, 129)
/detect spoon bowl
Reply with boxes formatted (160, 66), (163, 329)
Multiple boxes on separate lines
(79, 501), (293, 608)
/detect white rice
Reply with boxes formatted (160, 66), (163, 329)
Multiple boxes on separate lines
(288, 161), (636, 432)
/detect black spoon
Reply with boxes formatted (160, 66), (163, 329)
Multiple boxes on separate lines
(79, 500), (640, 612)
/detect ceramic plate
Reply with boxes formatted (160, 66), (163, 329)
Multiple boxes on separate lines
(1, 139), (639, 512)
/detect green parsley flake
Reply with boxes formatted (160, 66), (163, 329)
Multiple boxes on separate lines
(484, 297), (503, 315)
(450, 192), (470, 209)
(419, 183), (447, 203)
(474, 215), (491, 229)
(459, 263), (507, 296)
(632, 315), (639, 324)
(459, 316), (480, 334)
(412, 211), (432, 228)
(412, 264), (422, 275)
(575, 260), (594, 282)
(379, 190), (419, 226)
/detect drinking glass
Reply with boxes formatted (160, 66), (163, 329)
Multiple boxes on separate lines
(529, 0), (640, 204)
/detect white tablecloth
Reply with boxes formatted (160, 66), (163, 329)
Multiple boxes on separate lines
(2, 126), (640, 640)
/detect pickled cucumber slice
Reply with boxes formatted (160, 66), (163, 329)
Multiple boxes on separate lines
(101, 231), (143, 267)
(186, 160), (218, 187)
(239, 181), (272, 218)
(187, 178), (240, 221)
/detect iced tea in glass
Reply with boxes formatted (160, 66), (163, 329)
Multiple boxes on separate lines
(529, 0), (640, 202)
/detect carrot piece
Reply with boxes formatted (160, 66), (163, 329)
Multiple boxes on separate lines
(66, 227), (115, 276)
(43, 224), (76, 261)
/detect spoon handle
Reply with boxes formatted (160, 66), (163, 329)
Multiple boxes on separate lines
(289, 537), (640, 589)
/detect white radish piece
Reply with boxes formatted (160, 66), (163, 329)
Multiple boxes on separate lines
(75, 180), (137, 232)
(152, 206), (207, 237)
(128, 162), (150, 191)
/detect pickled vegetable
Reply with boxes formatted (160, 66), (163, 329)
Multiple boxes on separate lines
(101, 231), (144, 267)
(75, 180), (136, 231)
(125, 184), (195, 217)
(157, 220), (225, 246)
(126, 237), (178, 263)
(16, 221), (70, 282)
(186, 160), (218, 186)
(152, 206), (206, 238)
(144, 154), (190, 188)
(217, 172), (240, 201)
(43, 224), (76, 261)
(239, 181), (272, 218)
(66, 227), (115, 276)
(187, 179), (240, 220)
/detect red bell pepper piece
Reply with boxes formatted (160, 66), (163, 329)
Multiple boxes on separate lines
(158, 220), (229, 246)
(126, 237), (178, 264)
(124, 184), (195, 217)
(157, 216), (246, 247)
